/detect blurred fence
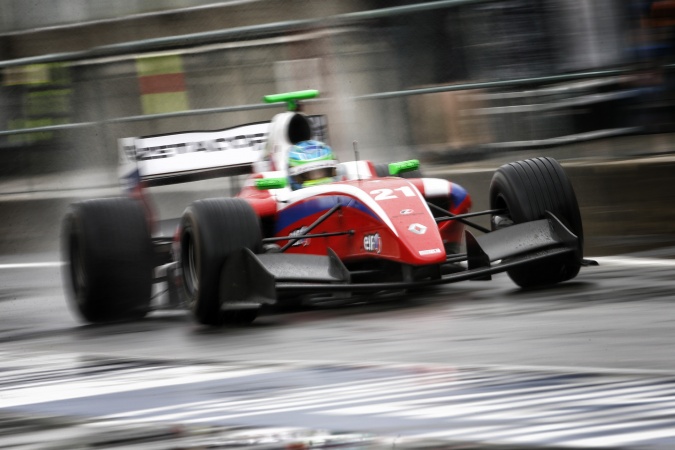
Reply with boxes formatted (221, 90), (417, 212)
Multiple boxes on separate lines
(1, 0), (673, 180)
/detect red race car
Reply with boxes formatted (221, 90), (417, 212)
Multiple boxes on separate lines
(62, 90), (588, 325)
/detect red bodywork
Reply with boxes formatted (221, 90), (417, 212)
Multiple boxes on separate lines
(238, 175), (471, 267)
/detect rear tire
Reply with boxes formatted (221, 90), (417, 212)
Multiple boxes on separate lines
(489, 157), (583, 288)
(62, 198), (153, 323)
(180, 198), (262, 326)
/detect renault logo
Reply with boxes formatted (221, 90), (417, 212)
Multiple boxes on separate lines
(408, 223), (427, 235)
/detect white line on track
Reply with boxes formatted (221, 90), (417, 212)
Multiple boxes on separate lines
(0, 262), (63, 269)
(4, 256), (675, 270)
(0, 366), (280, 409)
(593, 256), (675, 267)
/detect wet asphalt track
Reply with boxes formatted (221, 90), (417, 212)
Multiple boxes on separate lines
(1, 155), (675, 447)
(1, 250), (675, 448)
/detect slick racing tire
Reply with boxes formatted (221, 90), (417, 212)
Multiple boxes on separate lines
(180, 198), (262, 326)
(374, 162), (423, 179)
(489, 157), (583, 288)
(62, 198), (153, 323)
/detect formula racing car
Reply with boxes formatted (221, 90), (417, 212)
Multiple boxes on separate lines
(62, 90), (587, 325)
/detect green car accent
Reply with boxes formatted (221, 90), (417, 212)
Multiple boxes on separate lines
(388, 159), (420, 176)
(255, 177), (287, 190)
(263, 90), (320, 111)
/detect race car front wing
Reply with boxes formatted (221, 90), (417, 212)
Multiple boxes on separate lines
(219, 211), (581, 306)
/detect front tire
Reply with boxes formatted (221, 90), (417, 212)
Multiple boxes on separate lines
(62, 198), (153, 323)
(489, 157), (583, 288)
(180, 198), (262, 326)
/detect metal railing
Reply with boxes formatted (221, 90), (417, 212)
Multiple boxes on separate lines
(4, 64), (663, 139)
(0, 0), (667, 148)
(0, 0), (496, 70)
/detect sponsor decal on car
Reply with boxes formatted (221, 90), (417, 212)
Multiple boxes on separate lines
(419, 248), (442, 255)
(123, 128), (269, 162)
(400, 209), (414, 215)
(363, 233), (382, 253)
(289, 226), (310, 246)
(408, 223), (427, 235)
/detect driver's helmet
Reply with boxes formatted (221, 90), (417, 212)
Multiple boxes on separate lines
(288, 140), (338, 190)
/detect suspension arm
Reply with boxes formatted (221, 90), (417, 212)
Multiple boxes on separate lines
(279, 203), (342, 252)
(429, 202), (505, 234)
(263, 230), (354, 243)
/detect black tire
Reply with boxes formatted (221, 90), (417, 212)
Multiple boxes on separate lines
(489, 157), (583, 288)
(374, 162), (423, 179)
(221, 309), (260, 325)
(180, 198), (262, 326)
(62, 198), (153, 323)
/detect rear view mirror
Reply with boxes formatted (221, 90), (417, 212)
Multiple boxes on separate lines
(255, 177), (287, 190)
(388, 159), (420, 176)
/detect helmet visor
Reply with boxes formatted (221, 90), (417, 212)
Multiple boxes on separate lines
(294, 167), (336, 183)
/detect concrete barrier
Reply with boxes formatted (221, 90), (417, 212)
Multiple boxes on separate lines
(434, 156), (675, 256)
(1, 157), (674, 257)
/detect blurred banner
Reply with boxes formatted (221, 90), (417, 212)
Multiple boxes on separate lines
(137, 55), (189, 115)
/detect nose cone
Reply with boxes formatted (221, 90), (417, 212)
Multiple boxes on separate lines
(356, 178), (446, 265)
(393, 214), (446, 265)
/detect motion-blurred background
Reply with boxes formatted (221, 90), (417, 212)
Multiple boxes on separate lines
(1, 0), (674, 256)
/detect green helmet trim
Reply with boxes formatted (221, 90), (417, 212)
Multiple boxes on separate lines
(288, 153), (335, 168)
(301, 177), (334, 188)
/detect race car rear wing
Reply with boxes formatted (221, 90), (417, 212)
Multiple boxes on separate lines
(119, 115), (328, 189)
(118, 122), (269, 189)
